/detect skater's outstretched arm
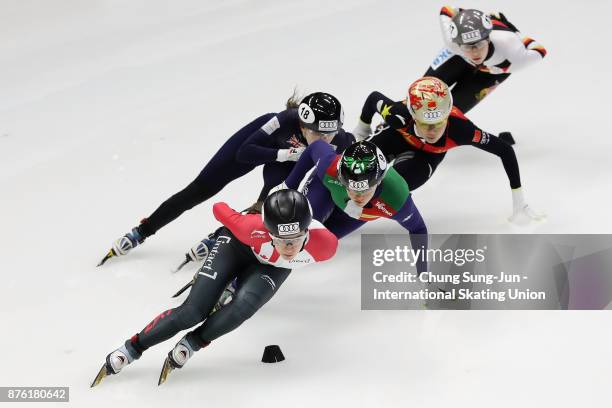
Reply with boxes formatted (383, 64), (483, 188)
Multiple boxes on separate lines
(284, 140), (337, 189)
(452, 116), (521, 189)
(488, 12), (547, 72)
(212, 202), (261, 246)
(236, 110), (306, 165)
(451, 115), (544, 222)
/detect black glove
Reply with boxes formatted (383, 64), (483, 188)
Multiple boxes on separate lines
(492, 12), (519, 32)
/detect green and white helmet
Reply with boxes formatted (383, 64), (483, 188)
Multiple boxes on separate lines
(337, 141), (387, 192)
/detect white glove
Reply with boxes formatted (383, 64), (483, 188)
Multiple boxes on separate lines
(344, 200), (364, 219)
(508, 188), (546, 224)
(277, 147), (305, 162)
(352, 120), (372, 142)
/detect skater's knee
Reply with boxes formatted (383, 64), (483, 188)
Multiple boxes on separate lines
(174, 304), (207, 329)
(414, 223), (427, 235)
(368, 90), (383, 99)
(366, 91), (385, 105)
(230, 292), (264, 322)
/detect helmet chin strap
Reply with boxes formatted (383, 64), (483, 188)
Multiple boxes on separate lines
(299, 230), (310, 252)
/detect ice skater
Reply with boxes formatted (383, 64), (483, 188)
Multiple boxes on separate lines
(277, 139), (428, 274)
(91, 190), (338, 386)
(354, 6), (546, 145)
(426, 7), (546, 118)
(98, 92), (354, 265)
(353, 77), (543, 224)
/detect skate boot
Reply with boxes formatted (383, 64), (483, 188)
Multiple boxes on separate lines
(173, 237), (216, 273)
(211, 279), (237, 313)
(158, 335), (203, 385)
(91, 340), (142, 387)
(97, 226), (145, 266)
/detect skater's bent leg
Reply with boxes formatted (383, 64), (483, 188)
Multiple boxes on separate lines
(396, 195), (428, 274)
(139, 114), (274, 237)
(359, 91), (393, 124)
(139, 159), (255, 237)
(131, 232), (247, 351)
(450, 72), (510, 114)
(188, 265), (291, 346)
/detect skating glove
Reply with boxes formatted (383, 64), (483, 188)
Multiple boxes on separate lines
(508, 188), (546, 225)
(277, 147), (306, 162)
(491, 12), (519, 32)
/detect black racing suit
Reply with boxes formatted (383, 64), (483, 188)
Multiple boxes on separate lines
(359, 91), (521, 191)
(424, 51), (511, 114)
(425, 8), (546, 113)
(130, 227), (291, 353)
(137, 110), (354, 237)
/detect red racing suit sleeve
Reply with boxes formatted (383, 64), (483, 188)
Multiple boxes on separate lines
(212, 202), (262, 246)
(304, 227), (339, 262)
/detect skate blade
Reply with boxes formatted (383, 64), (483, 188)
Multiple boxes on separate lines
(90, 364), (109, 388)
(171, 278), (194, 298)
(158, 357), (175, 386)
(172, 257), (191, 274)
(97, 249), (116, 267)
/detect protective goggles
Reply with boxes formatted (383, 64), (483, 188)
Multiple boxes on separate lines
(414, 118), (448, 130)
(346, 185), (377, 196)
(302, 127), (338, 139)
(459, 39), (489, 52)
(270, 231), (309, 245)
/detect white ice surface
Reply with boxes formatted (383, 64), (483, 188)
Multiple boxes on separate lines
(1, 1), (611, 407)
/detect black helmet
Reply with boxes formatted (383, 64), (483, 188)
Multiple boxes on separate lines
(337, 141), (388, 192)
(262, 189), (313, 238)
(298, 92), (344, 134)
(450, 9), (493, 45)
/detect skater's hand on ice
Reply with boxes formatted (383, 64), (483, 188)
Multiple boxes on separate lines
(508, 204), (546, 225)
(509, 187), (545, 225)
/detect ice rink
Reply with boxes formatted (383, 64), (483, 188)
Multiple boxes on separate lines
(1, 0), (611, 406)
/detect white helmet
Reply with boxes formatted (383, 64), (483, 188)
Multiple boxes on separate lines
(406, 77), (453, 124)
